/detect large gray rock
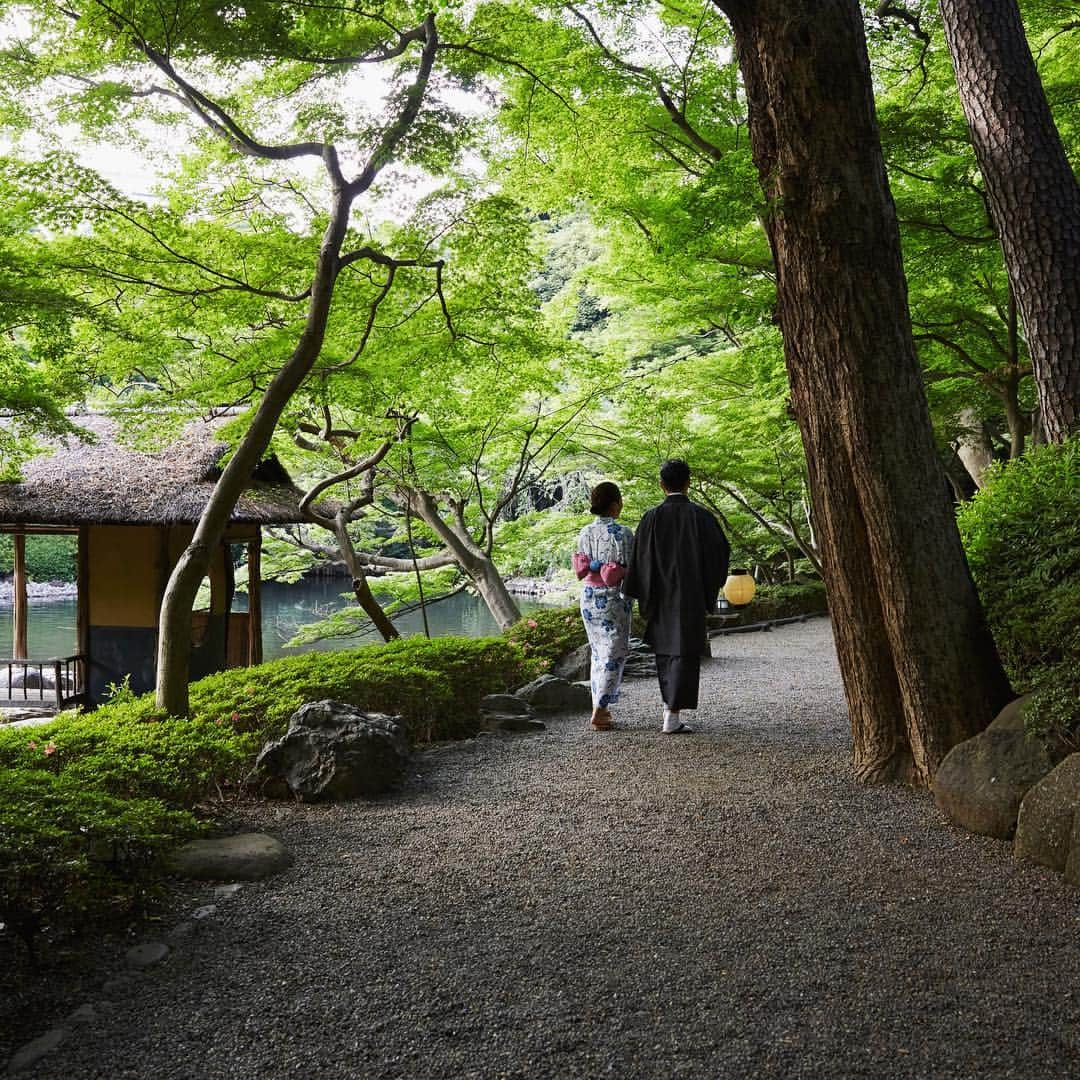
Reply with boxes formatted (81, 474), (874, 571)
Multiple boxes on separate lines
(478, 694), (545, 733)
(988, 693), (1032, 735)
(622, 637), (657, 679)
(1014, 754), (1080, 883)
(167, 832), (293, 881)
(513, 674), (591, 713)
(252, 700), (409, 801)
(553, 643), (591, 682)
(933, 726), (1060, 840)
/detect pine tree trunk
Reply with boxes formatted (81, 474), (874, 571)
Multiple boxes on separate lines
(938, 0), (1080, 441)
(715, 0), (1013, 783)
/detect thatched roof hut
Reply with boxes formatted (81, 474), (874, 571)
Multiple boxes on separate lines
(0, 413), (307, 526)
(0, 412), (307, 708)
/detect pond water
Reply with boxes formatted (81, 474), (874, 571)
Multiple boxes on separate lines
(0, 578), (556, 662)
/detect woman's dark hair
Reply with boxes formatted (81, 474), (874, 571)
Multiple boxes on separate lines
(590, 481), (622, 516)
(660, 458), (691, 491)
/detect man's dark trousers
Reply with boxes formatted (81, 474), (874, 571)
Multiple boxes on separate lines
(655, 654), (701, 711)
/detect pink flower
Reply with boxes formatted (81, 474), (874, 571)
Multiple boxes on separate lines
(230, 711), (240, 723)
(27, 740), (37, 750)
(527, 619), (538, 629)
(43, 742), (57, 756)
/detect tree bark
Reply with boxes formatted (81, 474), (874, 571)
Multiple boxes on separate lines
(938, 0), (1080, 441)
(404, 489), (522, 629)
(153, 17), (439, 715)
(332, 521), (400, 642)
(156, 180), (356, 715)
(714, 0), (1013, 784)
(955, 408), (996, 488)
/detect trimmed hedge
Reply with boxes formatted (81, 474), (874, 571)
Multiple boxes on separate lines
(1, 635), (534, 954)
(504, 606), (587, 665)
(731, 581), (828, 624)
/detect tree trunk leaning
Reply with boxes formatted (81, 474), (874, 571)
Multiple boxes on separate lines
(405, 489), (522, 629)
(155, 188), (355, 716)
(715, 0), (1013, 784)
(939, 0), (1080, 441)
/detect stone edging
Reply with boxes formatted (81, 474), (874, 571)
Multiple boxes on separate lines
(709, 611), (829, 637)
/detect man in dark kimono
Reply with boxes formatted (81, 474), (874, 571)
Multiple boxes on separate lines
(623, 459), (730, 733)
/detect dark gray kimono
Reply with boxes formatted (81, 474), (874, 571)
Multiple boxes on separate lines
(623, 494), (731, 657)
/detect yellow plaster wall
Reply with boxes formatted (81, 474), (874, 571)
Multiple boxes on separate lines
(166, 526), (228, 614)
(87, 524), (233, 626)
(87, 525), (163, 627)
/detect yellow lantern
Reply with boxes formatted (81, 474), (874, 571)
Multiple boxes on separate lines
(723, 569), (757, 606)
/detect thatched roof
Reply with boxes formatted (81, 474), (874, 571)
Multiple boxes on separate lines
(0, 413), (309, 526)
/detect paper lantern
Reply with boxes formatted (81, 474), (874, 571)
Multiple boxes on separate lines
(723, 570), (757, 606)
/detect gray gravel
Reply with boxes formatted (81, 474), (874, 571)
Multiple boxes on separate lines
(4, 619), (1078, 1078)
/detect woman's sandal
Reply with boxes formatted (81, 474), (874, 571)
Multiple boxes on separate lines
(591, 708), (614, 731)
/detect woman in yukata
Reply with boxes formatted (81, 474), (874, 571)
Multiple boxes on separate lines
(572, 481), (634, 731)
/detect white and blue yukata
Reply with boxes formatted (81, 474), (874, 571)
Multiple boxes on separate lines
(575, 517), (634, 709)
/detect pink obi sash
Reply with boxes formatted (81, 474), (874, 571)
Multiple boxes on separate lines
(573, 552), (627, 588)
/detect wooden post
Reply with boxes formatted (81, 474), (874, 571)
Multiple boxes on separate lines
(76, 526), (90, 660)
(12, 532), (28, 660)
(247, 535), (263, 667)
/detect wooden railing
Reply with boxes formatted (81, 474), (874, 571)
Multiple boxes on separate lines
(0, 655), (87, 710)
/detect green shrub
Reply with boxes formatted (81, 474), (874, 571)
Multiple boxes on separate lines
(505, 606), (588, 665)
(739, 581), (828, 623)
(0, 768), (197, 952)
(957, 439), (1080, 740)
(0, 635), (533, 954)
(187, 634), (533, 744)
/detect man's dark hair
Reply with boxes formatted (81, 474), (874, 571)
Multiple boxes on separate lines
(660, 459), (691, 491)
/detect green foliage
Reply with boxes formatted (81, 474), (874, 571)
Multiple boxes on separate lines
(187, 634), (533, 744)
(0, 534), (77, 582)
(504, 606), (587, 666)
(1026, 667), (1080, 752)
(957, 439), (1080, 739)
(0, 767), (197, 950)
(742, 582), (829, 624)
(497, 509), (591, 579)
(0, 633), (534, 954)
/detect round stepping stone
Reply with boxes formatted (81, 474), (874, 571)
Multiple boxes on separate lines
(125, 942), (169, 969)
(167, 833), (292, 881)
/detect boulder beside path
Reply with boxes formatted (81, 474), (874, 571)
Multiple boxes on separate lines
(1014, 754), (1080, 885)
(252, 700), (409, 801)
(513, 675), (591, 713)
(933, 696), (1066, 840)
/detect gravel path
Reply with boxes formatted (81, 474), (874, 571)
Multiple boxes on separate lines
(5, 619), (1078, 1078)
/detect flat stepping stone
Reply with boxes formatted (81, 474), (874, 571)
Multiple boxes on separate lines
(498, 716), (547, 733)
(167, 832), (292, 881)
(125, 942), (169, 969)
(7, 1028), (67, 1073)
